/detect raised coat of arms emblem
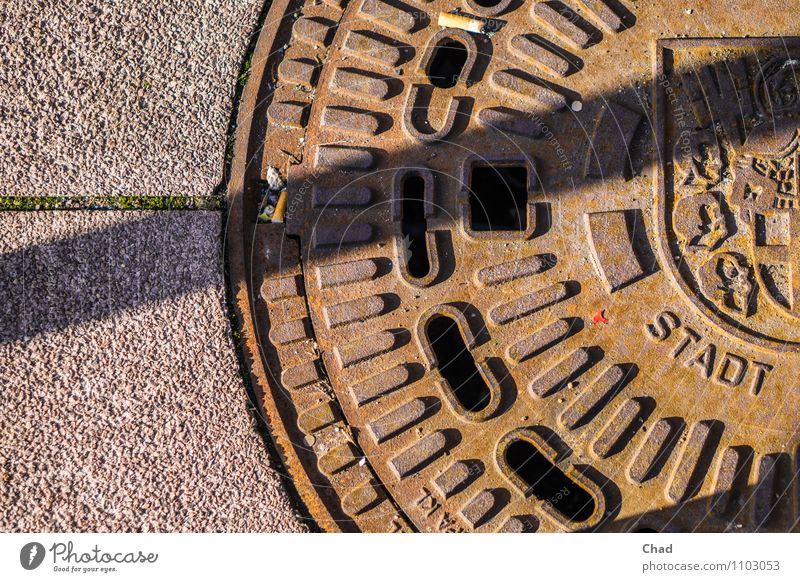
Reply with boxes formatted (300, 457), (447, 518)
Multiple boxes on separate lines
(657, 39), (800, 349)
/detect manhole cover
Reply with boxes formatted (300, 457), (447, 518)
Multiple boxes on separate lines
(227, 0), (800, 532)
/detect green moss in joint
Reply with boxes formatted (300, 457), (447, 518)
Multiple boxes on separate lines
(0, 196), (223, 211)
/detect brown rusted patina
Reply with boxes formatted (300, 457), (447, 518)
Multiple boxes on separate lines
(227, 0), (800, 532)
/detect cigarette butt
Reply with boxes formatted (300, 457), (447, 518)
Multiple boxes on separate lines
(438, 12), (484, 34)
(271, 190), (288, 223)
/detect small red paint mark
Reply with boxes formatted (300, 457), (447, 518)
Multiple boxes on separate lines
(592, 310), (609, 325)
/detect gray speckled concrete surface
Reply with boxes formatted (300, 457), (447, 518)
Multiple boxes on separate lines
(0, 0), (262, 197)
(0, 212), (309, 532)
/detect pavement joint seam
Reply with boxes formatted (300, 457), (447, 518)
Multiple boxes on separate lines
(0, 196), (223, 211)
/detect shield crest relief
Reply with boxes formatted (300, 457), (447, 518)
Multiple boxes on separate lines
(655, 39), (800, 349)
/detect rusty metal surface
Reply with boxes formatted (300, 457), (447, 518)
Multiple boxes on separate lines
(227, 0), (800, 532)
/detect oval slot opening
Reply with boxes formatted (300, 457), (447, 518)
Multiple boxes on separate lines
(427, 315), (491, 412)
(400, 174), (430, 278)
(504, 439), (596, 522)
(428, 40), (468, 89)
(473, 0), (503, 6)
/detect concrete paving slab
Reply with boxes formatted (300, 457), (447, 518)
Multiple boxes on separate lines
(0, 211), (309, 532)
(0, 1), (262, 197)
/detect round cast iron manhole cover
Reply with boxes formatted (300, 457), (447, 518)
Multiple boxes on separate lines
(227, 0), (800, 532)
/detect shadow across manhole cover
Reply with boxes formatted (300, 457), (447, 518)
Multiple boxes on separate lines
(227, 0), (800, 532)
